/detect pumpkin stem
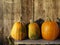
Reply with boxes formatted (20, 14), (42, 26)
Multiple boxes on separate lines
(30, 14), (34, 23)
(46, 15), (51, 21)
(57, 17), (60, 20)
(30, 19), (34, 23)
(20, 15), (22, 22)
(57, 17), (60, 22)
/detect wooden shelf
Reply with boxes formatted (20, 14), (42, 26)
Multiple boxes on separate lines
(14, 39), (60, 44)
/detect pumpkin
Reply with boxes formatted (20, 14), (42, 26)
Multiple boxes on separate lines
(10, 15), (27, 40)
(41, 21), (59, 40)
(10, 22), (27, 40)
(28, 20), (40, 40)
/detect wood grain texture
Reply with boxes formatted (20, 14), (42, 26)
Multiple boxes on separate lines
(13, 0), (21, 22)
(0, 0), (3, 45)
(3, 0), (13, 37)
(34, 0), (44, 21)
(34, 0), (58, 21)
(21, 0), (34, 23)
(14, 39), (60, 44)
(0, 0), (3, 27)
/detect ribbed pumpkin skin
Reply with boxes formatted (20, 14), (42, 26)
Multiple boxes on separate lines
(41, 21), (59, 40)
(10, 22), (26, 40)
(28, 23), (40, 40)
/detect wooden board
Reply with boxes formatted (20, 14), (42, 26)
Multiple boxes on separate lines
(14, 39), (60, 44)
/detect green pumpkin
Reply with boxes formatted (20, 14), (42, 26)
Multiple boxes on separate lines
(28, 22), (40, 40)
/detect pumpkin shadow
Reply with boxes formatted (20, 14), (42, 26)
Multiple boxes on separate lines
(25, 23), (29, 39)
(57, 18), (60, 27)
(57, 18), (60, 39)
(26, 18), (44, 39)
(35, 18), (44, 39)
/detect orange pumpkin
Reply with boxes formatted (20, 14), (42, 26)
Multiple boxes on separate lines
(10, 22), (27, 40)
(41, 21), (59, 40)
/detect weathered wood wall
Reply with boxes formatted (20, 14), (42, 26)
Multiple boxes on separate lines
(0, 0), (60, 45)
(3, 0), (60, 37)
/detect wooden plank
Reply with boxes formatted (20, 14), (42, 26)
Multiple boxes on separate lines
(21, 0), (34, 23)
(0, 0), (3, 26)
(57, 0), (60, 18)
(3, 0), (14, 37)
(14, 0), (21, 22)
(34, 0), (58, 21)
(34, 0), (44, 21)
(43, 0), (58, 21)
(0, 0), (3, 45)
(0, 0), (3, 27)
(0, 0), (3, 20)
(26, 0), (34, 22)
(14, 39), (60, 44)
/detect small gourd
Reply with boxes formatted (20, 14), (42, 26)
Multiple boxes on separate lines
(28, 19), (40, 40)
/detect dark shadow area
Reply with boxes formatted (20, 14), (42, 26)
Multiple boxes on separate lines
(25, 23), (29, 39)
(35, 18), (44, 27)
(57, 18), (60, 39)
(0, 27), (3, 45)
(3, 36), (14, 45)
(0, 40), (3, 45)
(3, 37), (9, 45)
(35, 18), (44, 39)
(57, 18), (60, 27)
(19, 44), (26, 45)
